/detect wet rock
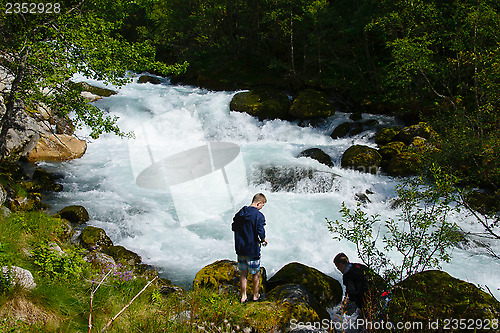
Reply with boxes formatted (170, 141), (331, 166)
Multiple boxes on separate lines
(375, 127), (402, 146)
(464, 190), (500, 215)
(76, 82), (117, 97)
(394, 122), (436, 145)
(193, 259), (266, 295)
(386, 151), (421, 176)
(55, 205), (89, 225)
(267, 262), (342, 309)
(341, 145), (382, 174)
(79, 226), (113, 252)
(268, 284), (329, 322)
(107, 245), (142, 266)
(378, 141), (406, 161)
(230, 89), (291, 120)
(297, 148), (333, 167)
(330, 122), (351, 139)
(31, 168), (63, 192)
(138, 75), (162, 84)
(289, 89), (334, 119)
(387, 270), (500, 326)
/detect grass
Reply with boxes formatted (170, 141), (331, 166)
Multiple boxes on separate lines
(0, 212), (287, 332)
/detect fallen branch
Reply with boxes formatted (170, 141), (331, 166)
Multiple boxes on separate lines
(100, 276), (158, 332)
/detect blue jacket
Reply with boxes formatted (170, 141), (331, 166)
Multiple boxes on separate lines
(232, 206), (266, 258)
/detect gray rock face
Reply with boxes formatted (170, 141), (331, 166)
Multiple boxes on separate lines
(1, 266), (37, 290)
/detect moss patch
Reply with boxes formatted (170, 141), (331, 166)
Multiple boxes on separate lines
(388, 270), (500, 328)
(289, 89), (334, 119)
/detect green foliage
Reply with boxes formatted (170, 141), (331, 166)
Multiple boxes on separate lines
(0, 0), (187, 159)
(32, 243), (88, 281)
(327, 166), (462, 284)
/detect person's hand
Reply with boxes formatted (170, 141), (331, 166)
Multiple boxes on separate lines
(261, 239), (268, 247)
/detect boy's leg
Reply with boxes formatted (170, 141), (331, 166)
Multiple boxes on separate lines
(252, 271), (260, 300)
(240, 270), (248, 303)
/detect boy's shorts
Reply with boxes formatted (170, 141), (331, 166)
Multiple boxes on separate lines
(237, 255), (261, 275)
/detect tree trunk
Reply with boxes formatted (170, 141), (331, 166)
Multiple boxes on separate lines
(0, 55), (27, 161)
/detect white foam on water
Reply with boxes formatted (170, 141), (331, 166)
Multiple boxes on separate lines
(43, 75), (500, 299)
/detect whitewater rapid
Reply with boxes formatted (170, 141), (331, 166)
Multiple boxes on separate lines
(42, 74), (499, 301)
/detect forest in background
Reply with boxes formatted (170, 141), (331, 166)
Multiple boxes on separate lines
(1, 0), (499, 195)
(96, 0), (500, 194)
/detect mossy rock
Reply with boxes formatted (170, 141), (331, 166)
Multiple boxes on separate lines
(330, 122), (351, 139)
(375, 127), (402, 146)
(289, 89), (334, 119)
(230, 89), (291, 120)
(394, 122), (436, 145)
(386, 151), (421, 176)
(268, 284), (329, 323)
(379, 141), (406, 161)
(79, 226), (113, 252)
(465, 191), (500, 215)
(106, 245), (142, 266)
(296, 148), (333, 167)
(76, 82), (117, 97)
(54, 205), (89, 225)
(387, 270), (500, 329)
(137, 75), (162, 84)
(31, 168), (63, 192)
(267, 262), (342, 309)
(341, 145), (382, 174)
(193, 260), (266, 295)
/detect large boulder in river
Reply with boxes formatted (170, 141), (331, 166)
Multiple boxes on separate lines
(137, 75), (162, 84)
(230, 89), (291, 120)
(75, 81), (117, 97)
(375, 126), (402, 146)
(297, 148), (333, 167)
(267, 262), (342, 309)
(288, 89), (334, 119)
(341, 145), (382, 174)
(394, 122), (436, 145)
(54, 205), (89, 225)
(386, 151), (421, 176)
(330, 122), (352, 139)
(26, 133), (87, 162)
(193, 259), (266, 295)
(387, 270), (500, 327)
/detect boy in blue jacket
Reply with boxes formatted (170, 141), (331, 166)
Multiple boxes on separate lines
(232, 193), (268, 303)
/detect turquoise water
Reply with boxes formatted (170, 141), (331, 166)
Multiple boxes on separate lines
(43, 74), (500, 301)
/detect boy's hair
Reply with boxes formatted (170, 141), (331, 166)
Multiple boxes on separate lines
(252, 193), (267, 204)
(334, 253), (349, 265)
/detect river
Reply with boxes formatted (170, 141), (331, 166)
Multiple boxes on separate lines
(42, 74), (500, 301)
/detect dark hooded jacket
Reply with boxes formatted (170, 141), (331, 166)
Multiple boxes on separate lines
(232, 206), (266, 259)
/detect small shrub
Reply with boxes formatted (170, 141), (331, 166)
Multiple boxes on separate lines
(33, 243), (89, 281)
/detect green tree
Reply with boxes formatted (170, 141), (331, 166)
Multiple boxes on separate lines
(0, 0), (187, 160)
(327, 166), (462, 284)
